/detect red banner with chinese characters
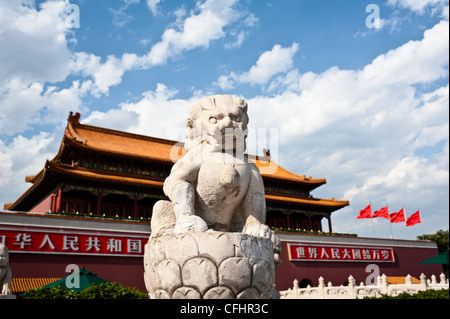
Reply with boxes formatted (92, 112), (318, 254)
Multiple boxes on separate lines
(0, 229), (147, 257)
(287, 243), (395, 263)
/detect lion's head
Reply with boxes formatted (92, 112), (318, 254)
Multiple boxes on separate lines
(184, 95), (249, 154)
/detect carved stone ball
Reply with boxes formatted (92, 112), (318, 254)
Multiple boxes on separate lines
(143, 231), (278, 299)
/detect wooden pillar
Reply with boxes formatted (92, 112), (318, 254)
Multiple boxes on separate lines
(55, 188), (63, 212)
(97, 190), (102, 215)
(328, 214), (333, 233)
(308, 214), (312, 231)
(134, 195), (139, 218)
(286, 212), (291, 229)
(51, 194), (56, 212)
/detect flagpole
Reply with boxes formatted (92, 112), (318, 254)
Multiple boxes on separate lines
(372, 218), (376, 237)
(370, 201), (376, 237)
(387, 203), (393, 239)
(404, 205), (410, 239)
(418, 207), (424, 237)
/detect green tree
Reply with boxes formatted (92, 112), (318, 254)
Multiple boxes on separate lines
(79, 283), (147, 299)
(417, 229), (449, 253)
(365, 289), (449, 299)
(22, 283), (147, 299)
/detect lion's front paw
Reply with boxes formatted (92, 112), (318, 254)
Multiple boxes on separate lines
(243, 217), (283, 268)
(174, 215), (208, 233)
(243, 215), (272, 239)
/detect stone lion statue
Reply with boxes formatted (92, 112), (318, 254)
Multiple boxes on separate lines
(150, 94), (280, 259)
(0, 244), (12, 295)
(144, 95), (281, 299)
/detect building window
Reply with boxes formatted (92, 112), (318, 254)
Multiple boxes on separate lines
(61, 198), (91, 214)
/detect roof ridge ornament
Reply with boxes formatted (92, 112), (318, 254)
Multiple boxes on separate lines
(66, 112), (87, 145)
(68, 112), (81, 126)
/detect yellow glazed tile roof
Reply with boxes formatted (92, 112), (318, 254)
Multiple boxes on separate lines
(11, 278), (61, 294)
(65, 112), (326, 184)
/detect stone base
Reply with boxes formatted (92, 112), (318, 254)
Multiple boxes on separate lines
(144, 230), (278, 299)
(0, 294), (16, 299)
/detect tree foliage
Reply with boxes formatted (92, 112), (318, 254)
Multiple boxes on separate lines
(364, 289), (449, 299)
(417, 229), (449, 253)
(22, 282), (147, 299)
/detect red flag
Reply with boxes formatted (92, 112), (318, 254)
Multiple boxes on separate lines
(373, 206), (389, 219)
(406, 210), (421, 227)
(390, 208), (406, 223)
(357, 204), (372, 219)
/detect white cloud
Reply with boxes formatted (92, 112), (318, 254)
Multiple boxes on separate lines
(216, 42), (299, 89)
(43, 81), (88, 124)
(142, 0), (240, 67)
(343, 153), (448, 210)
(0, 1), (88, 135)
(0, 0), (71, 89)
(387, 0), (448, 14)
(69, 0), (242, 96)
(411, 85), (449, 127)
(442, 4), (450, 18)
(146, 0), (164, 15)
(0, 79), (87, 135)
(224, 30), (246, 49)
(0, 0), (248, 137)
(92, 55), (130, 95)
(83, 83), (202, 141)
(69, 51), (142, 96)
(354, 15), (407, 38)
(361, 20), (449, 86)
(70, 52), (102, 77)
(216, 74), (237, 90)
(241, 43), (299, 84)
(249, 20), (448, 152)
(0, 81), (46, 135)
(224, 12), (259, 49)
(83, 109), (140, 133)
(83, 13), (449, 213)
(240, 18), (448, 237)
(355, 1), (449, 37)
(0, 131), (60, 208)
(82, 18), (449, 209)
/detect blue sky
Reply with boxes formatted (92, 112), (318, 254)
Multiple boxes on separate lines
(0, 0), (448, 239)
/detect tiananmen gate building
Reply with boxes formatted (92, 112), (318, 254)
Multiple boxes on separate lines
(1, 112), (442, 295)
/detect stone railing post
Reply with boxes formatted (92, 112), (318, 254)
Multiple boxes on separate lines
(293, 279), (299, 298)
(318, 276), (325, 299)
(348, 275), (356, 299)
(431, 274), (437, 285)
(380, 274), (388, 295)
(376, 275), (381, 286)
(419, 273), (427, 291)
(440, 273), (446, 285)
(405, 274), (412, 285)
